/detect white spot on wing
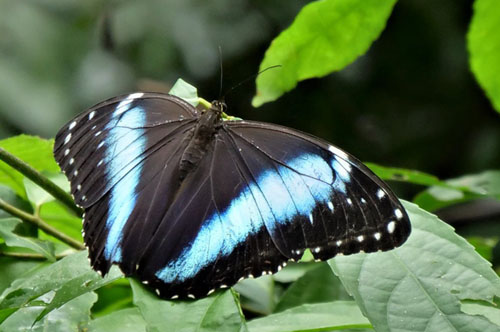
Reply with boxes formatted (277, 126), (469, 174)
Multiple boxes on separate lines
(88, 111), (95, 120)
(347, 198), (352, 205)
(64, 133), (72, 144)
(374, 232), (381, 240)
(69, 158), (74, 165)
(361, 198), (366, 204)
(73, 170), (78, 176)
(309, 213), (314, 224)
(69, 121), (77, 130)
(77, 185), (81, 191)
(64, 149), (70, 156)
(357, 235), (364, 242)
(395, 208), (403, 220)
(95, 131), (102, 137)
(387, 221), (396, 234)
(313, 247), (321, 253)
(377, 189), (386, 199)
(171, 295), (179, 299)
(207, 289), (215, 295)
(188, 294), (195, 299)
(336, 240), (342, 246)
(327, 201), (334, 211)
(328, 145), (348, 159)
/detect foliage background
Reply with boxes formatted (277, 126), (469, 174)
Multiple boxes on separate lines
(0, 0), (500, 331)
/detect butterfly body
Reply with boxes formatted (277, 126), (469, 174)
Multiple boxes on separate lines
(54, 92), (411, 299)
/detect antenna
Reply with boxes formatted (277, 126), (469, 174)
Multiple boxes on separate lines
(221, 65), (281, 100)
(218, 46), (224, 99)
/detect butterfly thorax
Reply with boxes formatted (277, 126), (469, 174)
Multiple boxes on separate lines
(178, 102), (223, 181)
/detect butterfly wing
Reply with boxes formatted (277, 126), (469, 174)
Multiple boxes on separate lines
(54, 93), (199, 273)
(223, 120), (411, 261)
(133, 132), (288, 298)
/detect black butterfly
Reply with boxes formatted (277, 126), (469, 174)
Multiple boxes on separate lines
(54, 92), (411, 299)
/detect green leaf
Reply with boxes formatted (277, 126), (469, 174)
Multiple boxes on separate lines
(130, 280), (247, 332)
(330, 201), (500, 332)
(233, 275), (276, 315)
(38, 201), (83, 243)
(88, 308), (147, 332)
(461, 300), (500, 326)
(169, 78), (199, 106)
(414, 170), (500, 211)
(0, 291), (97, 332)
(273, 261), (318, 283)
(23, 173), (70, 208)
(0, 257), (48, 295)
(247, 301), (370, 332)
(0, 251), (123, 322)
(365, 163), (444, 186)
(253, 0), (397, 106)
(0, 135), (59, 197)
(0, 218), (55, 261)
(274, 262), (351, 313)
(468, 0), (500, 113)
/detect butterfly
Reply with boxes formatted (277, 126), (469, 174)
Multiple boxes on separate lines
(53, 92), (411, 299)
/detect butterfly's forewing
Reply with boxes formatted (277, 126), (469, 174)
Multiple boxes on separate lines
(54, 93), (199, 273)
(224, 121), (411, 261)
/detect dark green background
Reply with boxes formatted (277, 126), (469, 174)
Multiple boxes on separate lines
(0, 0), (497, 190)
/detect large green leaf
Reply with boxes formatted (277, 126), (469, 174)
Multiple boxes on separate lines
(0, 218), (55, 261)
(0, 257), (48, 296)
(414, 170), (500, 211)
(0, 292), (97, 332)
(38, 201), (83, 243)
(330, 201), (500, 332)
(468, 0), (500, 113)
(247, 301), (370, 332)
(131, 280), (247, 332)
(0, 251), (123, 323)
(0, 135), (59, 197)
(274, 262), (351, 313)
(365, 163), (445, 186)
(253, 0), (397, 106)
(88, 307), (147, 332)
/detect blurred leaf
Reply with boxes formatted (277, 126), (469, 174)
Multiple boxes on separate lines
(273, 261), (318, 283)
(253, 0), (397, 106)
(330, 201), (500, 332)
(169, 78), (199, 106)
(0, 291), (97, 332)
(247, 301), (370, 332)
(39, 201), (83, 243)
(0, 251), (123, 323)
(414, 170), (500, 211)
(24, 172), (69, 209)
(91, 279), (134, 317)
(366, 163), (444, 186)
(274, 262), (351, 313)
(0, 257), (49, 295)
(461, 300), (500, 326)
(0, 135), (59, 198)
(88, 307), (147, 332)
(0, 185), (36, 237)
(468, 0), (500, 113)
(233, 275), (276, 315)
(131, 280), (247, 332)
(467, 237), (497, 262)
(0, 218), (55, 261)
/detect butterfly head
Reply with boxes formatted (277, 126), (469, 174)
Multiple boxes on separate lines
(210, 100), (227, 115)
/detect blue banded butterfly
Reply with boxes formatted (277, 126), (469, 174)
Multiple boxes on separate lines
(54, 92), (411, 299)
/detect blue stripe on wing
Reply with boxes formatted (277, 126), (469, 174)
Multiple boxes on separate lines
(155, 153), (335, 283)
(104, 99), (147, 262)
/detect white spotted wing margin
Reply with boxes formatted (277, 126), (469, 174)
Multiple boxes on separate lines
(223, 120), (411, 261)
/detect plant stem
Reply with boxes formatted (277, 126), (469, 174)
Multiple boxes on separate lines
(0, 198), (85, 250)
(0, 148), (82, 216)
(198, 97), (212, 109)
(0, 250), (69, 260)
